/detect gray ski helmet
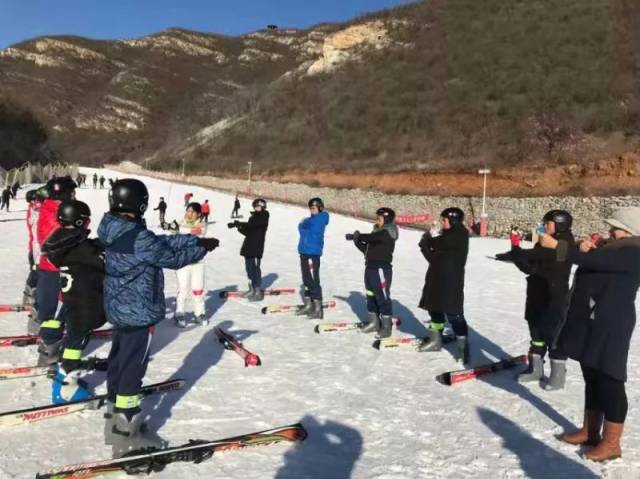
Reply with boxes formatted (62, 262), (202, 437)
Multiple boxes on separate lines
(308, 197), (324, 211)
(376, 207), (396, 224)
(441, 207), (464, 224)
(252, 198), (267, 209)
(542, 209), (573, 232)
(109, 179), (149, 215)
(57, 200), (91, 228)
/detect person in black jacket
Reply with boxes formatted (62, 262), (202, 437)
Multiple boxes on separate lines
(348, 207), (398, 338)
(417, 207), (470, 363)
(1, 186), (11, 211)
(231, 194), (241, 219)
(540, 207), (640, 462)
(228, 198), (269, 301)
(496, 210), (574, 390)
(42, 200), (106, 404)
(154, 197), (167, 228)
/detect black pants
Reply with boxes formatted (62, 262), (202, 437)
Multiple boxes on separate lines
(0, 199), (9, 211)
(231, 207), (240, 218)
(107, 326), (153, 418)
(61, 333), (90, 372)
(37, 270), (66, 345)
(527, 321), (567, 360)
(582, 364), (627, 423)
(300, 255), (322, 300)
(365, 265), (392, 316)
(158, 211), (166, 226)
(244, 257), (262, 289)
(202, 213), (209, 223)
(429, 311), (468, 337)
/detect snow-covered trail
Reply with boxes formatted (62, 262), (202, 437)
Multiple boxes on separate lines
(0, 168), (638, 478)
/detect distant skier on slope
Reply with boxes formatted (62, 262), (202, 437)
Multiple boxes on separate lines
(417, 207), (470, 363)
(296, 197), (329, 319)
(201, 199), (211, 223)
(1, 186), (11, 211)
(347, 207), (398, 338)
(99, 176), (105, 188)
(153, 196), (167, 228)
(231, 194), (241, 218)
(93, 173), (98, 189)
(228, 198), (269, 302)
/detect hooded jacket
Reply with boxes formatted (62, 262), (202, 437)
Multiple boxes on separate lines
(298, 210), (329, 256)
(354, 223), (399, 267)
(98, 213), (206, 328)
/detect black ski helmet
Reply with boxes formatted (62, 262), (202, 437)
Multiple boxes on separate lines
(441, 207), (464, 224)
(542, 209), (573, 232)
(26, 189), (38, 203)
(57, 200), (91, 228)
(186, 202), (202, 215)
(252, 198), (267, 209)
(109, 179), (149, 216)
(46, 176), (77, 201)
(376, 207), (396, 224)
(308, 197), (324, 211)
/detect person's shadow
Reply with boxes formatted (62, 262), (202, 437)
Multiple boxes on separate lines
(262, 272), (278, 289)
(275, 415), (363, 479)
(144, 320), (258, 435)
(478, 408), (599, 478)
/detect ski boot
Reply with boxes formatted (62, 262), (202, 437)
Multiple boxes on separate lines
(195, 314), (209, 326)
(104, 400), (116, 445)
(248, 288), (264, 302)
(417, 328), (443, 352)
(22, 285), (36, 307)
(174, 315), (187, 328)
(51, 367), (92, 404)
(307, 299), (324, 320)
(375, 315), (393, 339)
(455, 336), (470, 364)
(27, 315), (41, 335)
(541, 359), (566, 391)
(37, 340), (62, 367)
(241, 283), (254, 299)
(517, 353), (544, 383)
(295, 297), (312, 316)
(110, 411), (167, 458)
(361, 312), (380, 334)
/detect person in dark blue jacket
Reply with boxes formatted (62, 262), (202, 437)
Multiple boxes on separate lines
(98, 179), (219, 457)
(296, 197), (330, 319)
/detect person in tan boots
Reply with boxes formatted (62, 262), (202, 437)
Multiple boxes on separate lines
(540, 207), (640, 462)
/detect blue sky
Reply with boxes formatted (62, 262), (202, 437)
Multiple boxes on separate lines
(0, 0), (415, 48)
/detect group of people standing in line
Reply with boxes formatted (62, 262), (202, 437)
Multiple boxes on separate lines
(19, 174), (640, 463)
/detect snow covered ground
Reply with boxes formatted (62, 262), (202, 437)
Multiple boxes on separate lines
(0, 168), (638, 479)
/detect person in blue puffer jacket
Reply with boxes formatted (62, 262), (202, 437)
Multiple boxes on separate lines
(296, 197), (330, 319)
(98, 179), (219, 457)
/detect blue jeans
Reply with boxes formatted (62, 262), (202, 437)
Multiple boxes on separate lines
(244, 257), (262, 289)
(300, 255), (322, 300)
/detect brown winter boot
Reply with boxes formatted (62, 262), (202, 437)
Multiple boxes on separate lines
(559, 410), (603, 446)
(583, 421), (623, 462)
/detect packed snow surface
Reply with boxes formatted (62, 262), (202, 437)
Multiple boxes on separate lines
(0, 169), (638, 479)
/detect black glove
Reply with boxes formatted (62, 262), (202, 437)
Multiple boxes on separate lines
(419, 231), (431, 248)
(227, 222), (236, 229)
(345, 233), (354, 241)
(198, 237), (220, 252)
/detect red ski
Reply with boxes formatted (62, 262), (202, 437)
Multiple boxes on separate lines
(436, 354), (528, 385)
(214, 327), (261, 367)
(263, 300), (336, 315)
(0, 328), (112, 348)
(219, 288), (296, 299)
(0, 304), (32, 313)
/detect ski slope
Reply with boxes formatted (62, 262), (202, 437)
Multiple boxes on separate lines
(0, 168), (638, 479)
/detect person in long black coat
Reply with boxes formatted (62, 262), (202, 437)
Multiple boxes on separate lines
(229, 198), (269, 301)
(1, 186), (11, 211)
(540, 206), (640, 462)
(496, 210), (574, 389)
(417, 207), (470, 363)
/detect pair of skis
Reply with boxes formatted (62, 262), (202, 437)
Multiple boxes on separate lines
(0, 357), (108, 380)
(315, 317), (401, 333)
(214, 327), (261, 367)
(219, 288), (296, 299)
(0, 304), (31, 313)
(0, 328), (112, 348)
(261, 300), (336, 315)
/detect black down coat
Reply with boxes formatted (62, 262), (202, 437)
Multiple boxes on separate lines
(418, 223), (469, 315)
(237, 210), (269, 258)
(555, 237), (640, 382)
(507, 230), (574, 341)
(42, 228), (106, 335)
(354, 223), (398, 267)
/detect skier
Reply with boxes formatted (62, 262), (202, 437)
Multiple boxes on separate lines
(348, 207), (398, 338)
(1, 186), (11, 211)
(231, 194), (241, 218)
(173, 202), (213, 327)
(184, 192), (193, 208)
(99, 176), (105, 188)
(36, 177), (77, 364)
(497, 210), (574, 390)
(93, 173), (98, 189)
(510, 226), (523, 248)
(228, 198), (269, 301)
(24, 189), (44, 308)
(296, 197), (330, 319)
(10, 182), (20, 199)
(108, 178), (114, 188)
(417, 207), (470, 363)
(201, 199), (211, 223)
(76, 174), (83, 188)
(153, 197), (167, 228)
(42, 200), (106, 403)
(98, 179), (218, 456)
(540, 207), (640, 461)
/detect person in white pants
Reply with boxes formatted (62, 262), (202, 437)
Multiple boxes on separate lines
(175, 202), (207, 327)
